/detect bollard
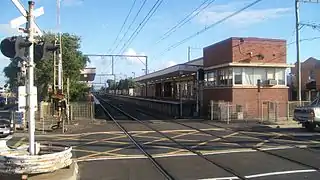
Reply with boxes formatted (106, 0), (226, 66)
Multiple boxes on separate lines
(227, 102), (230, 124)
(210, 100), (213, 120)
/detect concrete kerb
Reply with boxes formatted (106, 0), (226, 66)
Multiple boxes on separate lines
(0, 161), (79, 180)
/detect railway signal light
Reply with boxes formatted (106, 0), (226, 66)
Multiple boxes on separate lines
(0, 36), (59, 63)
(197, 68), (204, 81)
(34, 41), (59, 62)
(0, 36), (32, 60)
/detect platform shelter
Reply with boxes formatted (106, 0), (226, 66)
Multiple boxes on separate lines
(133, 58), (203, 101)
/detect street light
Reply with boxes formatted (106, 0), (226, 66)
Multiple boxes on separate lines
(132, 72), (135, 78)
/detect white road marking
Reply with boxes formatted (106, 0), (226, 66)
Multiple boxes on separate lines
(245, 169), (317, 178)
(199, 176), (239, 180)
(198, 169), (317, 180)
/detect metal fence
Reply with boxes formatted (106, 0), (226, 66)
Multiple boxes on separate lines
(38, 102), (94, 120)
(12, 101), (94, 132)
(208, 101), (245, 124)
(208, 100), (311, 123)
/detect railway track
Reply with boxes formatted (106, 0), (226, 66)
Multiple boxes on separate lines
(96, 96), (174, 180)
(96, 96), (247, 180)
(102, 95), (320, 176)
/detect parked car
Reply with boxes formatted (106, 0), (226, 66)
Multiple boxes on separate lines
(293, 96), (320, 131)
(0, 119), (13, 138)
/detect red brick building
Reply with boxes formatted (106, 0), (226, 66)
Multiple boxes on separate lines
(203, 37), (293, 119)
(133, 37), (293, 119)
(289, 57), (320, 101)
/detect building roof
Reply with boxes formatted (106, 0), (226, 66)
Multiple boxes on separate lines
(80, 67), (96, 82)
(133, 58), (203, 83)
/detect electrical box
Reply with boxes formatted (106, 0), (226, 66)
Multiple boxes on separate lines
(18, 86), (38, 112)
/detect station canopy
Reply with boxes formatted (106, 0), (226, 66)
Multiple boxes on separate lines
(134, 58), (203, 83)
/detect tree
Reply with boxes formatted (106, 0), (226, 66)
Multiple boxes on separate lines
(3, 32), (89, 101)
(106, 79), (116, 90)
(127, 77), (135, 88)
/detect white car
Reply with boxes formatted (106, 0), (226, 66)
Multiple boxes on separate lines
(0, 119), (13, 138)
(293, 97), (320, 131)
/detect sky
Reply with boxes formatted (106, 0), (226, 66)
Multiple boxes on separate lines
(0, 0), (319, 86)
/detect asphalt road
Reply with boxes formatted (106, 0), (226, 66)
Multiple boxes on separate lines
(6, 120), (320, 180)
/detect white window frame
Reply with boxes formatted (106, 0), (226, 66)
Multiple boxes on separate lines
(205, 67), (288, 88)
(232, 67), (287, 87)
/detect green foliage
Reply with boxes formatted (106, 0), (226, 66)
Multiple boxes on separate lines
(69, 81), (90, 101)
(3, 32), (89, 101)
(106, 77), (135, 90)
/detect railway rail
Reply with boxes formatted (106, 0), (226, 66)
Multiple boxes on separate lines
(96, 96), (248, 180)
(100, 95), (320, 176)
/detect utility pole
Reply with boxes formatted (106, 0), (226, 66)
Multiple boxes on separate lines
(145, 56), (148, 97)
(56, 0), (63, 92)
(188, 46), (191, 62)
(295, 0), (320, 102)
(27, 1), (36, 155)
(111, 56), (116, 94)
(145, 56), (148, 75)
(295, 0), (302, 103)
(53, 40), (57, 94)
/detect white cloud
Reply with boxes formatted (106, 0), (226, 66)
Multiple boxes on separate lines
(123, 48), (146, 65)
(87, 56), (112, 74)
(62, 0), (84, 7)
(196, 1), (291, 27)
(0, 24), (23, 36)
(165, 60), (177, 68)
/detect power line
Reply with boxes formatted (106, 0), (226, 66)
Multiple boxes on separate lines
(118, 0), (163, 54)
(118, 0), (164, 55)
(108, 0), (137, 54)
(110, 0), (148, 54)
(155, 0), (216, 44)
(157, 0), (263, 57)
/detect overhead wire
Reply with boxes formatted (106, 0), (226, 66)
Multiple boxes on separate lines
(108, 0), (138, 54)
(111, 0), (148, 54)
(118, 0), (164, 55)
(155, 0), (216, 44)
(156, 0), (264, 58)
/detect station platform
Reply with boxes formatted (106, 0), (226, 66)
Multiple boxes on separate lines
(103, 94), (198, 118)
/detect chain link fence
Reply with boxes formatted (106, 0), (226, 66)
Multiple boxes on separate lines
(208, 101), (246, 124)
(12, 101), (94, 133)
(208, 100), (311, 123)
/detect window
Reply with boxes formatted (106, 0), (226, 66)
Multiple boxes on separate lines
(204, 67), (285, 87)
(253, 68), (266, 85)
(208, 71), (215, 86)
(204, 68), (232, 87)
(266, 68), (275, 80)
(243, 68), (254, 85)
(227, 68), (233, 85)
(309, 70), (315, 80)
(234, 68), (242, 84)
(275, 68), (285, 85)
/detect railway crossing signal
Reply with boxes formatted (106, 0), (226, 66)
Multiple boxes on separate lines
(0, 36), (59, 62)
(34, 41), (59, 62)
(0, 36), (32, 60)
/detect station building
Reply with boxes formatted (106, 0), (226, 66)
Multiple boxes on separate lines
(133, 37), (294, 119)
(134, 57), (202, 101)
